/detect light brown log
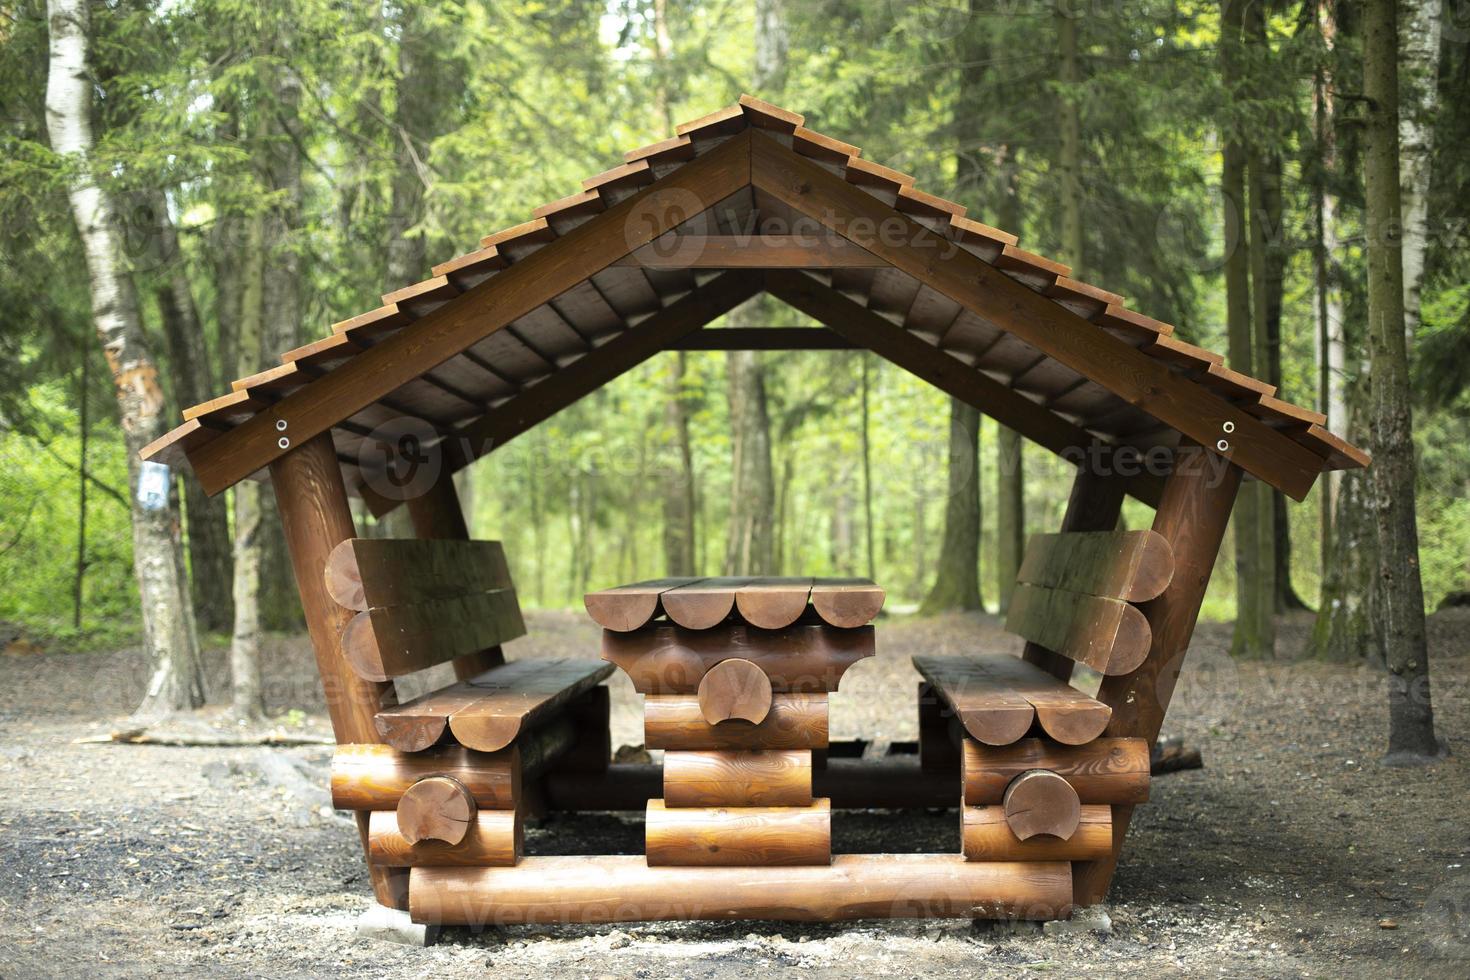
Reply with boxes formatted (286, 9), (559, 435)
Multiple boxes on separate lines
(1004, 582), (1152, 676)
(697, 658), (773, 725)
(583, 578), (701, 632)
(911, 657), (1033, 746)
(660, 577), (743, 629)
(1016, 530), (1175, 603)
(962, 738), (1150, 806)
(963, 806), (1112, 861)
(339, 587), (526, 682)
(1003, 770), (1081, 840)
(369, 808), (520, 867)
(408, 854), (1073, 924)
(602, 621), (873, 694)
(645, 694), (828, 750)
(914, 654), (1111, 746)
(397, 776), (476, 845)
(322, 538), (513, 612)
(333, 742), (520, 811)
(269, 432), (406, 910)
(646, 799), (831, 866)
(808, 578), (886, 627)
(372, 658), (612, 752)
(663, 750), (813, 807)
(732, 577), (813, 629)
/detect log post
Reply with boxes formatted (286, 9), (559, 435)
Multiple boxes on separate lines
(269, 431), (407, 909)
(697, 658), (773, 725)
(405, 462), (504, 680)
(1002, 770), (1081, 841)
(1074, 442), (1242, 905)
(1022, 451), (1128, 680)
(397, 776), (477, 845)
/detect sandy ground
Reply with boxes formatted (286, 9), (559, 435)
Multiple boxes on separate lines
(1, 608), (1468, 978)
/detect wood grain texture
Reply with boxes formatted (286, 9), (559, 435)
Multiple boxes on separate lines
(963, 806), (1112, 862)
(808, 578), (886, 628)
(408, 854), (1074, 924)
(697, 658), (773, 725)
(584, 578), (700, 632)
(732, 577), (813, 629)
(268, 433), (406, 910)
(751, 130), (1325, 500)
(331, 742), (521, 811)
(663, 750), (813, 807)
(601, 620), (874, 694)
(914, 655), (1111, 746)
(396, 776), (476, 845)
(1003, 770), (1081, 841)
(374, 658), (612, 752)
(1004, 582), (1151, 676)
(962, 738), (1151, 806)
(617, 236), (887, 268)
(645, 693), (828, 750)
(1016, 530), (1174, 603)
(660, 577), (742, 628)
(368, 808), (520, 867)
(339, 587), (526, 682)
(911, 657), (1033, 747)
(645, 799), (831, 866)
(323, 538), (513, 612)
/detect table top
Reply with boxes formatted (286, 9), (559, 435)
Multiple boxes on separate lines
(584, 576), (885, 632)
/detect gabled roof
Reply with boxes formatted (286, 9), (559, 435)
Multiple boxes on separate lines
(144, 95), (1366, 508)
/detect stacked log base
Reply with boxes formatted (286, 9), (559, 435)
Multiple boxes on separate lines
(409, 855), (1072, 924)
(646, 799), (831, 866)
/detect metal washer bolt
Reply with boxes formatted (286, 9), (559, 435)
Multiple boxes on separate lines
(278, 436), (291, 450)
(1216, 439), (1229, 452)
(1222, 420), (1236, 434)
(275, 419), (288, 431)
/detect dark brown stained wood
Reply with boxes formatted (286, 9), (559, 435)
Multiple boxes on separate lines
(268, 433), (406, 910)
(914, 655), (1111, 746)
(1022, 466), (1128, 680)
(733, 577), (814, 629)
(962, 738), (1151, 806)
(183, 131), (754, 496)
(373, 658), (613, 752)
(396, 776), (476, 845)
(1003, 770), (1082, 840)
(323, 538), (513, 612)
(910, 657), (1033, 747)
(601, 620), (874, 694)
(963, 806), (1112, 862)
(697, 658), (774, 725)
(331, 742), (521, 811)
(1017, 530), (1174, 603)
(1004, 582), (1152, 676)
(1074, 445), (1242, 906)
(918, 682), (962, 774)
(584, 578), (701, 632)
(645, 799), (832, 866)
(339, 587), (527, 682)
(670, 328), (857, 351)
(368, 808), (520, 867)
(616, 236), (888, 268)
(663, 750), (814, 807)
(408, 854), (1073, 924)
(660, 577), (744, 629)
(763, 269), (1164, 508)
(808, 578), (886, 628)
(550, 686), (612, 774)
(645, 693), (829, 751)
(750, 131), (1325, 500)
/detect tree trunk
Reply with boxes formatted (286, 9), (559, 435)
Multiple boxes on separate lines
(1057, 2), (1084, 274)
(1221, 0), (1274, 658)
(1362, 0), (1440, 760)
(73, 339), (89, 629)
(1399, 0), (1443, 344)
(860, 354), (875, 581)
(45, 0), (204, 719)
(662, 352), (697, 575)
(1312, 3), (1346, 580)
(725, 348), (776, 575)
(147, 190), (234, 631)
(920, 399), (983, 614)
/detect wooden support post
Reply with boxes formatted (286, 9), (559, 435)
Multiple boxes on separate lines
(269, 431), (407, 909)
(1073, 443), (1242, 905)
(405, 464), (504, 680)
(1021, 453), (1128, 681)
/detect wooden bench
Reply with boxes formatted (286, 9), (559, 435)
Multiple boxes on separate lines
(915, 529), (1173, 867)
(323, 537), (612, 870)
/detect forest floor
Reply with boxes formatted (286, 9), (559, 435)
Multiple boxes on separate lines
(1, 608), (1468, 978)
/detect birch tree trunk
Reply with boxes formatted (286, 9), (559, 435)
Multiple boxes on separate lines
(1398, 0), (1443, 343)
(45, 0), (204, 719)
(1362, 0), (1440, 760)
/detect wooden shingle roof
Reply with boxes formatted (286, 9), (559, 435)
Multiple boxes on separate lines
(144, 95), (1366, 508)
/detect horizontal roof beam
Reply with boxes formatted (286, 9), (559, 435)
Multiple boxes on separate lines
(615, 235), (888, 269)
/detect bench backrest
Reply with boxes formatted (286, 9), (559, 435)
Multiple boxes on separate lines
(1005, 530), (1174, 676)
(324, 538), (526, 682)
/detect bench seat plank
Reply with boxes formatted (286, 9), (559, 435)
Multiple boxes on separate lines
(1016, 530), (1174, 603)
(914, 654), (1111, 746)
(584, 577), (703, 632)
(375, 657), (613, 752)
(1004, 583), (1151, 676)
(599, 576), (887, 631)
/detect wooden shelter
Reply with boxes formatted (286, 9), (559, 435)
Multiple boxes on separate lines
(143, 96), (1368, 927)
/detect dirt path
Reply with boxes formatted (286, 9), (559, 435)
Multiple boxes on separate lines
(1, 610), (1467, 978)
